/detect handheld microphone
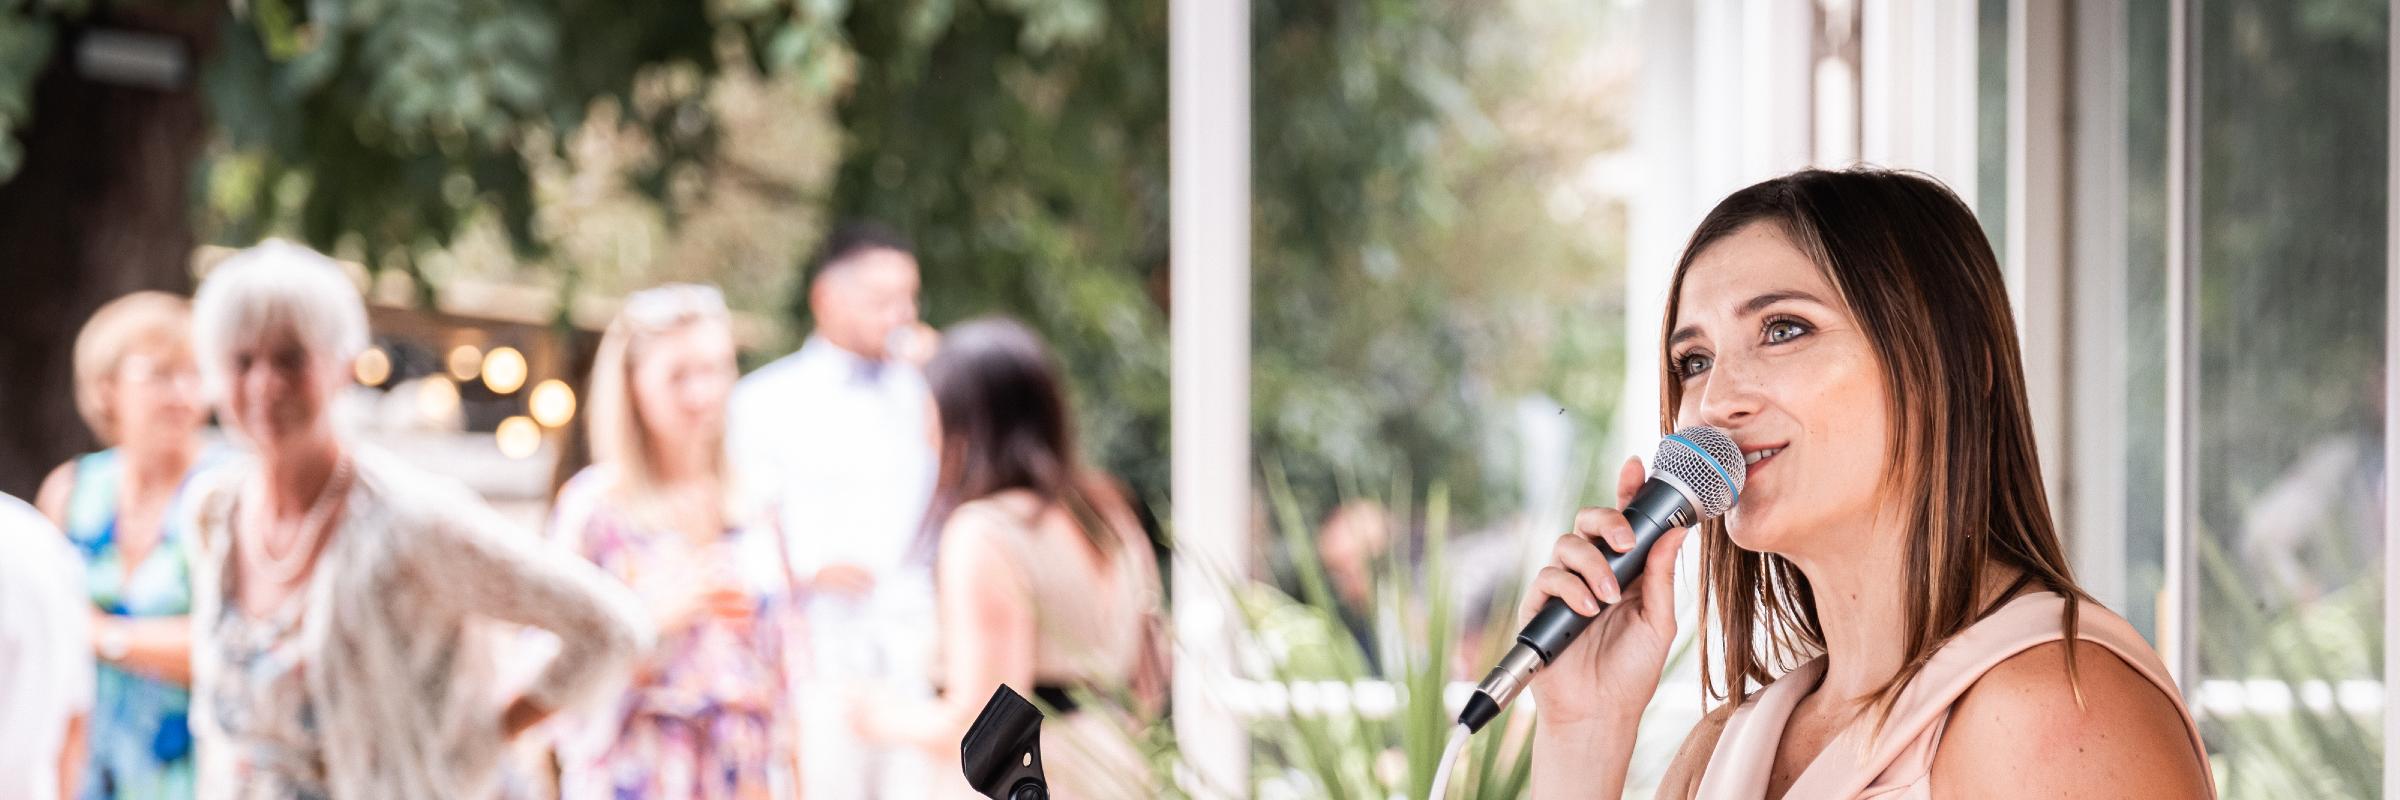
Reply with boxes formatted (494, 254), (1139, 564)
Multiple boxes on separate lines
(1456, 425), (1745, 733)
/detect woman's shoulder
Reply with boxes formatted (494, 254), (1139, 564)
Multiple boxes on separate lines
(552, 464), (620, 510)
(349, 444), (452, 501)
(345, 445), (522, 548)
(33, 458), (81, 529)
(1930, 637), (2210, 797)
(1925, 596), (2209, 797)
(946, 490), (1043, 539)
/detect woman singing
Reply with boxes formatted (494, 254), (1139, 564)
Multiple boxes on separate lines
(1523, 170), (2213, 799)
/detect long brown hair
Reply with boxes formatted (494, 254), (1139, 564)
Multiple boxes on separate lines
(1663, 168), (2090, 714)
(918, 317), (1122, 560)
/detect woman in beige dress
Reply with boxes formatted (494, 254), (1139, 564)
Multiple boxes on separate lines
(1520, 170), (2214, 799)
(852, 317), (1163, 800)
(182, 240), (652, 800)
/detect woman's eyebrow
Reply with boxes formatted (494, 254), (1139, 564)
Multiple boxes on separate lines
(1668, 290), (1828, 347)
(1742, 290), (1824, 314)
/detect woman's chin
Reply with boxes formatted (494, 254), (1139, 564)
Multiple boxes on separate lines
(1720, 508), (1790, 554)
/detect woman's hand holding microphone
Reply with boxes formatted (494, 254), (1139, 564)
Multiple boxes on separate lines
(1521, 456), (1695, 793)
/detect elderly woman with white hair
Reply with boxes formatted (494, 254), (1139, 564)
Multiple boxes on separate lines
(182, 240), (653, 800)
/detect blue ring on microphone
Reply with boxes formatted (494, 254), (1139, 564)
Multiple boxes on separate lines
(1663, 433), (1740, 506)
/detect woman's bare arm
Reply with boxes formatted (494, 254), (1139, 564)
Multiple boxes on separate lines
(1931, 641), (2211, 799)
(96, 614), (193, 685)
(35, 461), (76, 529)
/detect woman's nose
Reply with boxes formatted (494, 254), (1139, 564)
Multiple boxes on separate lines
(1691, 355), (1764, 427)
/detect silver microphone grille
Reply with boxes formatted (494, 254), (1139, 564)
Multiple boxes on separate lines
(1653, 425), (1745, 519)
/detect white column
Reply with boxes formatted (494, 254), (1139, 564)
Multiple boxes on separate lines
(1619, 0), (1817, 466)
(1169, 0), (1251, 797)
(1742, 0), (1819, 181)
(2007, 0), (2070, 551)
(2067, 0), (2133, 613)
(2161, 0), (2196, 692)
(2382, 0), (2400, 784)
(1858, 0), (1981, 200)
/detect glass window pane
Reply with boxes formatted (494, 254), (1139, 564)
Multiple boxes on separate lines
(2193, 1), (2388, 797)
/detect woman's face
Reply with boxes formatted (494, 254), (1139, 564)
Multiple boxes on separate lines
(108, 347), (206, 453)
(630, 320), (738, 454)
(220, 322), (345, 454)
(1668, 222), (1895, 557)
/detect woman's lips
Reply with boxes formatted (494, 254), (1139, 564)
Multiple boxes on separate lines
(1742, 445), (1784, 482)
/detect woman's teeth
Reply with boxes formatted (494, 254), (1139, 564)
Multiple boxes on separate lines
(1744, 447), (1782, 465)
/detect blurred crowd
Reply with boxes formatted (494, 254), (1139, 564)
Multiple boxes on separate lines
(0, 224), (1167, 800)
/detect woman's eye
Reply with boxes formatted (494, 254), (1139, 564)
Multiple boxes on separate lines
(1678, 352), (1712, 378)
(1765, 320), (1808, 344)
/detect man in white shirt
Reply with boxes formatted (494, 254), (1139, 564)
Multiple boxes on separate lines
(728, 220), (938, 800)
(0, 493), (93, 800)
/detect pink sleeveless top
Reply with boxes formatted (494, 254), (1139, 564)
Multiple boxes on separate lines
(1692, 593), (2211, 799)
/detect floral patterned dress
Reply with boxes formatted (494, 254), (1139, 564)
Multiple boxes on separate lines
(65, 447), (228, 800)
(547, 466), (803, 800)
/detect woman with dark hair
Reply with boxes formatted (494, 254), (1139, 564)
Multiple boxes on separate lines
(851, 318), (1164, 800)
(1522, 169), (2212, 798)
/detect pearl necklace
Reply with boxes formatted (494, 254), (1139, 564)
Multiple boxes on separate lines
(241, 452), (355, 595)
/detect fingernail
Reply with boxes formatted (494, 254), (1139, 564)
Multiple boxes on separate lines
(1602, 583), (1621, 604)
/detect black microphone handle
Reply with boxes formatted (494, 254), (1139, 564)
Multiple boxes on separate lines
(1516, 476), (1693, 664)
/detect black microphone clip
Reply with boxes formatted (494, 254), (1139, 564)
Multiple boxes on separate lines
(962, 685), (1050, 800)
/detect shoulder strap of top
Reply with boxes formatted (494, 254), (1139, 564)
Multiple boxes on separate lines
(63, 449), (122, 550)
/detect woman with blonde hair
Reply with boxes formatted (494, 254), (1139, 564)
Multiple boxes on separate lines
(546, 283), (804, 800)
(183, 240), (651, 800)
(35, 291), (224, 800)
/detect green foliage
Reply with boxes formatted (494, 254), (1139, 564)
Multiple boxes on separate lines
(197, 0), (724, 294)
(820, 0), (1172, 502)
(2197, 531), (2383, 799)
(1241, 470), (1533, 800)
(1250, 0), (1627, 526)
(817, 0), (1625, 518)
(15, 0), (1623, 532)
(1250, 0), (1488, 520)
(0, 3), (51, 179)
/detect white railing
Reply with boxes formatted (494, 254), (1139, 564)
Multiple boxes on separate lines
(1220, 678), (2388, 721)
(1217, 679), (1716, 721)
(2198, 679), (2385, 718)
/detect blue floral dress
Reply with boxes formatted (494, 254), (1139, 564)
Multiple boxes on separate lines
(65, 447), (225, 800)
